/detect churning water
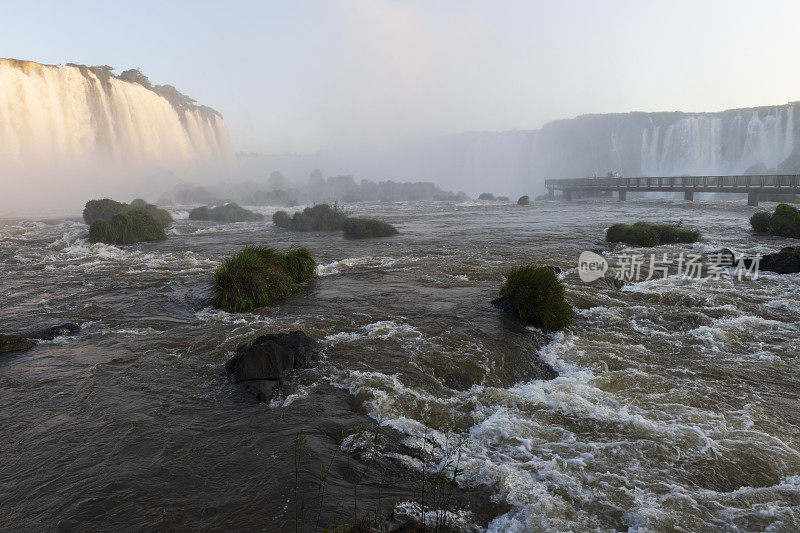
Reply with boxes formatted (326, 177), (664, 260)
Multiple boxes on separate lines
(1, 200), (798, 531)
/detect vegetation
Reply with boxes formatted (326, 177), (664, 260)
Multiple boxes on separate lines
(606, 221), (700, 247)
(83, 198), (172, 229)
(749, 204), (800, 238)
(272, 203), (348, 232)
(517, 195), (530, 205)
(211, 246), (316, 312)
(750, 211), (773, 233)
(189, 203), (264, 223)
(478, 193), (496, 200)
(770, 204), (800, 238)
(88, 209), (167, 245)
(343, 218), (400, 239)
(83, 198), (130, 225)
(499, 264), (574, 331)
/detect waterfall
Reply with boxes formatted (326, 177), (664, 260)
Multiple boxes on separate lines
(0, 59), (234, 169)
(640, 106), (795, 176)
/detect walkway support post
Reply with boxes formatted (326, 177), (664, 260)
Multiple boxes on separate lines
(564, 189), (573, 201)
(684, 191), (694, 202)
(618, 190), (627, 202)
(748, 191), (760, 207)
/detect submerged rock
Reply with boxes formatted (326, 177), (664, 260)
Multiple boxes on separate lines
(744, 247), (800, 274)
(24, 322), (80, 341)
(0, 334), (35, 354)
(225, 331), (319, 401)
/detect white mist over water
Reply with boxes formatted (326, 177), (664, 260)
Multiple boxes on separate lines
(0, 59), (234, 216)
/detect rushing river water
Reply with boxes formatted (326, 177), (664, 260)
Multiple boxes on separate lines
(1, 199), (799, 532)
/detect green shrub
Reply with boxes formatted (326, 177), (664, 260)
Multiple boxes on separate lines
(499, 264), (574, 331)
(770, 203), (800, 238)
(272, 210), (292, 228)
(88, 208), (167, 245)
(272, 203), (348, 232)
(280, 248), (317, 283)
(478, 193), (496, 201)
(606, 221), (700, 247)
(750, 211), (772, 233)
(83, 198), (172, 228)
(343, 217), (400, 239)
(211, 246), (317, 312)
(83, 198), (129, 224)
(140, 204), (173, 227)
(189, 202), (263, 222)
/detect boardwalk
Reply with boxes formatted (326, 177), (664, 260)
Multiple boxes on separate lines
(544, 175), (800, 206)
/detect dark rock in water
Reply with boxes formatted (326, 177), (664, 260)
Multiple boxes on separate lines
(24, 322), (80, 341)
(545, 265), (562, 274)
(0, 334), (36, 354)
(705, 248), (737, 265)
(491, 297), (520, 321)
(742, 247), (800, 274)
(225, 331), (320, 401)
(389, 519), (426, 533)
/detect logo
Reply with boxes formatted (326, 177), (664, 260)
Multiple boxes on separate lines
(578, 251), (608, 282)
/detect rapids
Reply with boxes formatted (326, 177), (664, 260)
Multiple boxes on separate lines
(1, 200), (799, 531)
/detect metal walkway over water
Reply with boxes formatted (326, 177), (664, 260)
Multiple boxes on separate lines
(544, 175), (800, 206)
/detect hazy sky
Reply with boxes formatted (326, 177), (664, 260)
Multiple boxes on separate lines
(4, 0), (800, 154)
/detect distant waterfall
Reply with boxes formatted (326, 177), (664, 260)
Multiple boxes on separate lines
(640, 106), (795, 176)
(0, 59), (234, 169)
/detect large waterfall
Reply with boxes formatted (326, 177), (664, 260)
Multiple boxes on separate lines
(0, 59), (233, 169)
(640, 107), (795, 176)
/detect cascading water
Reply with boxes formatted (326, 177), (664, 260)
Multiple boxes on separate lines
(640, 106), (796, 176)
(0, 59), (234, 168)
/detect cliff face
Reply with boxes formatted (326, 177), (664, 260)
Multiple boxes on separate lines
(0, 59), (234, 169)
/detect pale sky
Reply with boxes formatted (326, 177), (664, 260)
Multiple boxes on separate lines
(3, 0), (800, 154)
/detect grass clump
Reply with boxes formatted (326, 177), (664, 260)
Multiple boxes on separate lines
(499, 264), (574, 331)
(272, 203), (348, 232)
(211, 246), (317, 312)
(189, 203), (264, 223)
(770, 204), (800, 238)
(748, 204), (800, 238)
(88, 209), (167, 245)
(83, 198), (129, 225)
(342, 218), (399, 239)
(750, 211), (772, 233)
(606, 221), (700, 247)
(83, 198), (172, 228)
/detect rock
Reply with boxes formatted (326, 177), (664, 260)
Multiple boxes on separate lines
(545, 265), (562, 274)
(0, 334), (36, 354)
(24, 322), (80, 341)
(742, 247), (800, 274)
(389, 519), (426, 533)
(225, 331), (319, 401)
(705, 248), (736, 265)
(517, 195), (530, 205)
(491, 297), (520, 321)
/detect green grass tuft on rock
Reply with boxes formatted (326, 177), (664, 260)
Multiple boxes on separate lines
(499, 264), (574, 331)
(606, 221), (700, 247)
(343, 217), (400, 239)
(750, 211), (772, 233)
(83, 198), (129, 225)
(83, 198), (172, 229)
(211, 246), (317, 312)
(189, 203), (264, 223)
(88, 208), (167, 245)
(272, 203), (348, 232)
(770, 203), (800, 238)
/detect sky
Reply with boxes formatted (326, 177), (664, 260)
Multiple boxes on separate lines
(3, 0), (800, 154)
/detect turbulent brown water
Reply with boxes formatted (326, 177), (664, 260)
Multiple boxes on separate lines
(1, 200), (799, 531)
